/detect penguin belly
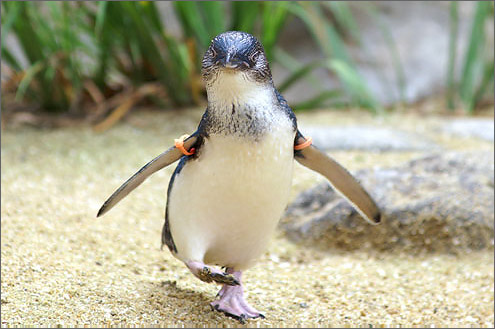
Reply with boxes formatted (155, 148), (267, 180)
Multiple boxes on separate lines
(167, 129), (295, 270)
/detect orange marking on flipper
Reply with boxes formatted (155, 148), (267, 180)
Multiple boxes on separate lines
(294, 136), (312, 150)
(174, 134), (195, 156)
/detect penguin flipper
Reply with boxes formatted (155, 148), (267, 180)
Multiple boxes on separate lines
(97, 134), (198, 217)
(294, 132), (381, 225)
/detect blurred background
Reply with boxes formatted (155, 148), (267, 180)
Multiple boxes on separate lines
(1, 1), (494, 130)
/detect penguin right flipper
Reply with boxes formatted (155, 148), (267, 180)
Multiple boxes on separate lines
(294, 131), (381, 225)
(97, 133), (198, 217)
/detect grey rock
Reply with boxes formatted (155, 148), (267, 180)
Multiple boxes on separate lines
(300, 125), (440, 151)
(282, 151), (494, 252)
(442, 119), (494, 141)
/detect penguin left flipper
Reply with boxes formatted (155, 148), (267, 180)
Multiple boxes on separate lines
(97, 133), (198, 217)
(294, 132), (381, 225)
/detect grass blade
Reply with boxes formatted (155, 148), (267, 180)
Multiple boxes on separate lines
(1, 47), (22, 71)
(277, 59), (323, 92)
(446, 2), (459, 110)
(291, 90), (345, 111)
(231, 1), (259, 32)
(95, 1), (108, 37)
(199, 1), (225, 37)
(174, 2), (210, 47)
(1, 2), (22, 50)
(139, 1), (164, 32)
(473, 59), (494, 107)
(273, 47), (323, 92)
(328, 59), (382, 113)
(15, 60), (45, 101)
(94, 1), (112, 89)
(11, 3), (46, 64)
(460, 1), (491, 112)
(261, 2), (289, 60)
(323, 2), (361, 44)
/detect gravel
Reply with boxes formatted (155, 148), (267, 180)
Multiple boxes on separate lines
(1, 109), (493, 327)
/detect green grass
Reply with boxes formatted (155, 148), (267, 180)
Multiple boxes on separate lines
(2, 2), (90, 111)
(1, 1), (492, 116)
(447, 1), (494, 113)
(0, 1), (387, 115)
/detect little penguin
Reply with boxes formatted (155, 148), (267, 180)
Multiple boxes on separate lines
(97, 31), (381, 322)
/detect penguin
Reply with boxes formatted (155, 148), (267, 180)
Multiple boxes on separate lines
(97, 31), (381, 322)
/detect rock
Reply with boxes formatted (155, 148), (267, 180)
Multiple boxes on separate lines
(300, 125), (440, 151)
(442, 118), (494, 141)
(282, 151), (494, 252)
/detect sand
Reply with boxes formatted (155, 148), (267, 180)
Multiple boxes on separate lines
(1, 109), (493, 327)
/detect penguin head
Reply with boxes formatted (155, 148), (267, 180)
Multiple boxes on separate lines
(201, 31), (272, 87)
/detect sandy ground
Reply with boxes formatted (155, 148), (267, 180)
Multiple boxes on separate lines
(1, 109), (494, 327)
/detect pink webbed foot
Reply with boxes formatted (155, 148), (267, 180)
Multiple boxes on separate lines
(210, 269), (265, 323)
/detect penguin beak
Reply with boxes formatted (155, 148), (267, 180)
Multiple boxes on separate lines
(216, 52), (250, 69)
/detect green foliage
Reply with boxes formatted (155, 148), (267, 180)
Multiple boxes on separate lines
(2, 1), (492, 115)
(447, 1), (494, 113)
(1, 2), (91, 111)
(172, 1), (289, 62)
(283, 2), (383, 112)
(0, 1), (389, 114)
(101, 1), (190, 105)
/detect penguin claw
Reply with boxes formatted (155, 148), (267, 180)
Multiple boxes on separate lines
(211, 302), (263, 323)
(210, 303), (247, 324)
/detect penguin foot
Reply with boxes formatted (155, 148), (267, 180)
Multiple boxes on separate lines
(210, 269), (265, 322)
(186, 261), (240, 286)
(211, 284), (265, 322)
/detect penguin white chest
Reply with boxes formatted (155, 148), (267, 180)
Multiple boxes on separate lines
(168, 124), (295, 270)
